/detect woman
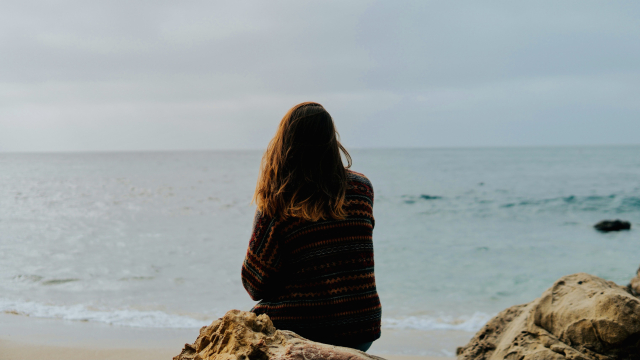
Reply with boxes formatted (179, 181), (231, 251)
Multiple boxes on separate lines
(241, 102), (381, 352)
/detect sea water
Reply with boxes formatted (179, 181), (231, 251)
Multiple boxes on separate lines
(1, 147), (639, 350)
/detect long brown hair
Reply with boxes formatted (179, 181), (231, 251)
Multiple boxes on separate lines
(253, 102), (352, 221)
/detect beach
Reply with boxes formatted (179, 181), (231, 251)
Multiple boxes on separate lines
(0, 312), (453, 360)
(3, 0), (639, 357)
(1, 147), (638, 358)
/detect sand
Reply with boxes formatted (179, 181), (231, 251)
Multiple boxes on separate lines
(0, 341), (175, 360)
(0, 342), (448, 360)
(0, 313), (454, 360)
(0, 312), (192, 360)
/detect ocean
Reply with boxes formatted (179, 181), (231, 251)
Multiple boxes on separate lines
(1, 146), (639, 354)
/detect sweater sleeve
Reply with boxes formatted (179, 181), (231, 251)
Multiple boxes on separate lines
(241, 210), (283, 301)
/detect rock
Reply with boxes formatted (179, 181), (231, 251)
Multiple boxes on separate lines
(629, 266), (640, 297)
(174, 310), (385, 360)
(594, 220), (631, 232)
(457, 273), (640, 360)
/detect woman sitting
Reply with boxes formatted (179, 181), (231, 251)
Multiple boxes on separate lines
(241, 102), (381, 352)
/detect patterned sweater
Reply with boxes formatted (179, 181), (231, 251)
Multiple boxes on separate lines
(241, 170), (381, 346)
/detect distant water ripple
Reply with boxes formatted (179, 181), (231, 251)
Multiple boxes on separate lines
(1, 147), (638, 329)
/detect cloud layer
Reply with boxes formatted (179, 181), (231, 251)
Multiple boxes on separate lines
(2, 1), (639, 151)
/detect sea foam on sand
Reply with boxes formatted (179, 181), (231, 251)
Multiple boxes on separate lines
(0, 298), (210, 328)
(1, 296), (489, 336)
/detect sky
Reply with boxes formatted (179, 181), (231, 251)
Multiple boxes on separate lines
(1, 1), (639, 152)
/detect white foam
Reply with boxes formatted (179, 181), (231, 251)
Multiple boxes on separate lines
(382, 312), (493, 332)
(1, 297), (492, 332)
(0, 298), (211, 328)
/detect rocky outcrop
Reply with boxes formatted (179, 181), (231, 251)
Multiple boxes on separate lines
(457, 273), (640, 360)
(629, 266), (640, 297)
(594, 220), (631, 232)
(174, 310), (385, 360)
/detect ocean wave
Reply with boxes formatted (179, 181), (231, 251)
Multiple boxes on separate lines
(382, 312), (493, 332)
(403, 192), (640, 215)
(1, 297), (492, 332)
(402, 194), (443, 204)
(498, 194), (640, 213)
(0, 298), (211, 328)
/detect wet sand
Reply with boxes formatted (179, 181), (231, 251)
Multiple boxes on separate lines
(0, 342), (449, 360)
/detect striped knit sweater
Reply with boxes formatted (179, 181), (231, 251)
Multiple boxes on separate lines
(241, 170), (381, 346)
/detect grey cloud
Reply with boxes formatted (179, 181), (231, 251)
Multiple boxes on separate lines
(1, 1), (639, 151)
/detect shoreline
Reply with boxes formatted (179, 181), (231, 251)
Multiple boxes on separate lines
(0, 312), (463, 359)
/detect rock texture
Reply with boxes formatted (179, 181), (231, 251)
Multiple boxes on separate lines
(594, 220), (631, 232)
(629, 266), (640, 297)
(174, 310), (385, 360)
(457, 273), (640, 360)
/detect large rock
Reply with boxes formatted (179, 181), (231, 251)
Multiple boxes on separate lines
(457, 273), (640, 360)
(594, 220), (631, 232)
(174, 310), (385, 360)
(629, 266), (640, 297)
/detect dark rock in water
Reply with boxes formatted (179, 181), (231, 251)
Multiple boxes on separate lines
(594, 219), (631, 232)
(419, 194), (442, 200)
(174, 310), (385, 360)
(457, 273), (640, 360)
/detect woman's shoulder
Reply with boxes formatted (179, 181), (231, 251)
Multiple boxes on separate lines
(346, 169), (374, 202)
(346, 169), (373, 188)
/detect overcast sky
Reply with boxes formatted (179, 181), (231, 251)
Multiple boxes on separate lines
(1, 1), (639, 152)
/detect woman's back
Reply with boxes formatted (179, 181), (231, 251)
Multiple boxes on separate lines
(241, 169), (381, 346)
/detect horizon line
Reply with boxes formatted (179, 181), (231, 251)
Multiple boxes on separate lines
(1, 143), (639, 155)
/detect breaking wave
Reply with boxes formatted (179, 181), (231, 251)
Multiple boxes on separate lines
(382, 312), (493, 332)
(0, 298), (211, 328)
(1, 297), (492, 332)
